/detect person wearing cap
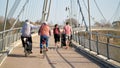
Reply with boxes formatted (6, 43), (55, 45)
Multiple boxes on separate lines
(38, 21), (51, 53)
(21, 19), (39, 53)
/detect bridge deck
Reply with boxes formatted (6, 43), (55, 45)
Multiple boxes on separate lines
(0, 34), (104, 68)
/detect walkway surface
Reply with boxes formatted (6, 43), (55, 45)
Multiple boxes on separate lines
(0, 35), (104, 68)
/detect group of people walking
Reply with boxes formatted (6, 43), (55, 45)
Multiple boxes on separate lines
(21, 19), (72, 54)
(53, 22), (72, 49)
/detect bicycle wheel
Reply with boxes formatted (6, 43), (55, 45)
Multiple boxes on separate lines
(24, 44), (28, 57)
(24, 40), (30, 57)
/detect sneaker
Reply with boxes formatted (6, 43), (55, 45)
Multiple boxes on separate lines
(28, 51), (32, 54)
(46, 48), (48, 51)
(30, 51), (33, 53)
(40, 50), (42, 54)
(40, 48), (42, 54)
(65, 46), (69, 49)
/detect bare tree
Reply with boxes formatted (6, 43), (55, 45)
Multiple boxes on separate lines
(94, 19), (112, 28)
(112, 21), (120, 29)
(65, 18), (79, 27)
(94, 22), (102, 27)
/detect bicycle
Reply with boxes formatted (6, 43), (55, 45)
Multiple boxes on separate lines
(24, 38), (32, 57)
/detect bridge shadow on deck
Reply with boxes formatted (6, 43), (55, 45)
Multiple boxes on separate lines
(8, 54), (37, 58)
(72, 44), (117, 68)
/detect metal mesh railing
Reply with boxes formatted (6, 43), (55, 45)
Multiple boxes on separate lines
(72, 30), (120, 63)
(0, 28), (21, 51)
(0, 27), (39, 53)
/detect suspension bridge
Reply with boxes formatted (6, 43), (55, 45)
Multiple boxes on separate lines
(0, 0), (120, 68)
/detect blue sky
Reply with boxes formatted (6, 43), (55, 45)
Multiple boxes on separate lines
(0, 0), (120, 25)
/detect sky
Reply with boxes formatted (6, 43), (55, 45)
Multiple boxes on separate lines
(0, 0), (120, 26)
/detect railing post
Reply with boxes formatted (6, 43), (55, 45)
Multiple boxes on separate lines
(77, 32), (79, 43)
(106, 35), (110, 59)
(75, 32), (77, 43)
(89, 32), (91, 51)
(96, 32), (99, 55)
(73, 31), (75, 41)
(2, 0), (9, 51)
(2, 32), (5, 51)
(83, 32), (85, 48)
(12, 33), (13, 42)
(10, 30), (12, 44)
(74, 31), (76, 41)
(18, 29), (21, 40)
(8, 31), (11, 46)
(78, 35), (80, 45)
(16, 30), (19, 41)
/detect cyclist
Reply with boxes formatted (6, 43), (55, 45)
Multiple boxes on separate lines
(63, 22), (72, 49)
(21, 19), (39, 53)
(38, 21), (51, 53)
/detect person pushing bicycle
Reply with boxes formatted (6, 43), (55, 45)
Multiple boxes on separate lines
(21, 19), (39, 54)
(38, 21), (51, 54)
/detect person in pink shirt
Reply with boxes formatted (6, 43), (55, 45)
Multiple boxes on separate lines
(63, 22), (72, 49)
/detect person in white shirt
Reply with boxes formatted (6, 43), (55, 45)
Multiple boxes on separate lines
(21, 19), (39, 53)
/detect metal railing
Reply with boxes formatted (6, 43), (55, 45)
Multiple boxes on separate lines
(72, 30), (120, 63)
(0, 28), (21, 52)
(0, 27), (39, 53)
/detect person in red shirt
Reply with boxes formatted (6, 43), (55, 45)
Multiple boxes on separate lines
(53, 24), (61, 48)
(38, 21), (51, 53)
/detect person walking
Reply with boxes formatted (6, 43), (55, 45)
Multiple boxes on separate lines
(53, 24), (61, 48)
(63, 22), (72, 49)
(38, 21), (51, 53)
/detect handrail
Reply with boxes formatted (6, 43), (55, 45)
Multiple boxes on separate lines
(0, 27), (38, 53)
(0, 28), (21, 34)
(0, 28), (22, 52)
(72, 29), (120, 63)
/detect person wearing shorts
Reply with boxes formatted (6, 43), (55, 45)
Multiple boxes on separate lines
(63, 22), (72, 49)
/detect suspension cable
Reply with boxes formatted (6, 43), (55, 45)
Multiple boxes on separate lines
(82, 0), (87, 10)
(3, 0), (9, 31)
(8, 0), (21, 19)
(2, 0), (9, 51)
(109, 0), (120, 21)
(94, 0), (106, 21)
(10, 0), (29, 29)
(54, 0), (58, 24)
(20, 7), (25, 22)
(82, 0), (96, 23)
(77, 0), (88, 31)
